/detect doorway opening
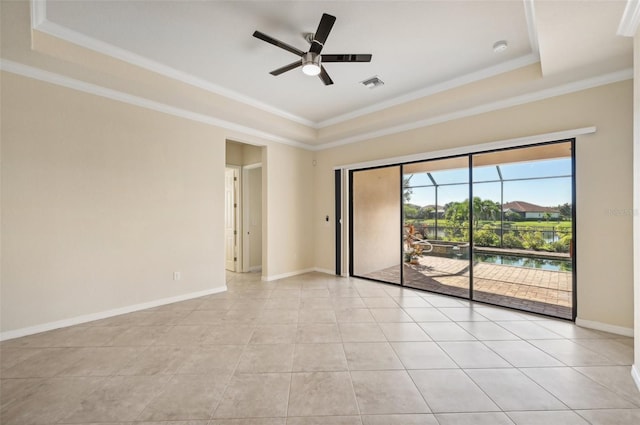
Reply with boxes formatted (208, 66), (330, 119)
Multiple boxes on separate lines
(225, 141), (264, 274)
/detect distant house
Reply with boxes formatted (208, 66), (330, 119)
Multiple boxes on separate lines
(503, 201), (560, 220)
(424, 204), (445, 219)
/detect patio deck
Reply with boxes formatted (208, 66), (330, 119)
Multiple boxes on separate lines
(364, 256), (573, 319)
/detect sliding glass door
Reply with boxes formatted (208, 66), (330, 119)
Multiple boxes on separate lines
(348, 140), (575, 320)
(402, 157), (471, 297)
(471, 143), (574, 319)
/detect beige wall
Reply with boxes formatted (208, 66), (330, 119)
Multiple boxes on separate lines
(352, 166), (401, 276)
(248, 167), (263, 270)
(0, 71), (314, 334)
(315, 80), (634, 329)
(264, 143), (315, 278)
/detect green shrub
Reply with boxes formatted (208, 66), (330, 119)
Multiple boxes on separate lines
(502, 232), (524, 249)
(474, 226), (499, 247)
(521, 230), (546, 251)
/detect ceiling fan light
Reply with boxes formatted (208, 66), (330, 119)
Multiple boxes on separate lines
(302, 52), (321, 76)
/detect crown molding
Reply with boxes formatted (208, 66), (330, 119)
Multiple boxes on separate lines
(618, 0), (640, 36)
(2, 59), (630, 153)
(0, 59), (311, 150)
(312, 68), (632, 151)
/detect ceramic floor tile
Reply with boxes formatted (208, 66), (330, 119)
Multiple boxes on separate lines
(528, 339), (616, 366)
(1, 347), (83, 378)
(117, 346), (195, 376)
(287, 371), (359, 416)
(409, 369), (499, 413)
(177, 345), (245, 374)
(482, 340), (563, 367)
(574, 409), (640, 425)
(362, 297), (399, 308)
(153, 325), (212, 345)
(287, 416), (362, 425)
(456, 322), (519, 341)
(236, 344), (294, 373)
(0, 377), (105, 425)
(343, 342), (404, 370)
(438, 341), (511, 368)
(390, 297), (432, 308)
(521, 367), (638, 409)
(472, 307), (530, 321)
(339, 323), (386, 342)
(421, 296), (468, 308)
(506, 410), (590, 425)
(255, 309), (299, 324)
(213, 373), (291, 418)
(369, 309), (413, 323)
(403, 308), (450, 322)
(292, 343), (348, 372)
(438, 308), (489, 322)
(390, 342), (457, 369)
(378, 323), (431, 342)
(138, 373), (231, 421)
(180, 309), (225, 325)
(418, 322), (477, 341)
(300, 298), (334, 310)
(361, 414), (438, 424)
(61, 375), (170, 422)
(465, 368), (566, 411)
(211, 418), (285, 425)
(573, 366), (640, 405)
(250, 325), (298, 344)
(57, 346), (144, 376)
(350, 370), (429, 414)
(572, 338), (635, 365)
(435, 412), (515, 425)
(298, 309), (337, 323)
(296, 323), (341, 343)
(335, 309), (375, 323)
(108, 326), (169, 346)
(205, 325), (255, 345)
(495, 321), (564, 340)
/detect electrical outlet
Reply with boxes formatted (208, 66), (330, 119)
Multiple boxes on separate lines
(173, 272), (181, 281)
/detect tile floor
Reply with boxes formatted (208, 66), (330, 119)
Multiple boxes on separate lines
(1, 271), (638, 425)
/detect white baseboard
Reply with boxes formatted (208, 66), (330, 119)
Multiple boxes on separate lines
(262, 268), (316, 282)
(248, 266), (262, 273)
(632, 365), (640, 392)
(0, 285), (228, 342)
(313, 267), (336, 275)
(575, 318), (634, 337)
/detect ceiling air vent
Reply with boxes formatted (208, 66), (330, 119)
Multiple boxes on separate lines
(361, 76), (384, 89)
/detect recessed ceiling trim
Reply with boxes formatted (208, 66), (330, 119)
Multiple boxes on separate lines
(316, 53), (540, 128)
(335, 126), (596, 171)
(30, 1), (316, 127)
(617, 0), (640, 36)
(314, 68), (632, 151)
(0, 59), (309, 150)
(523, 0), (540, 57)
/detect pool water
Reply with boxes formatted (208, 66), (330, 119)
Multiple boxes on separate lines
(474, 253), (573, 272)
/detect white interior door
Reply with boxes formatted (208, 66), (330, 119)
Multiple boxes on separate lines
(225, 168), (238, 271)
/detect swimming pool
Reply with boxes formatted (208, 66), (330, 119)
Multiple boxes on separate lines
(474, 252), (572, 272)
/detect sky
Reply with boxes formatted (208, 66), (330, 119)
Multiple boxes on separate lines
(404, 158), (572, 208)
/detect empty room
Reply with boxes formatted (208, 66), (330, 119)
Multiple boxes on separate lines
(2, 1), (640, 424)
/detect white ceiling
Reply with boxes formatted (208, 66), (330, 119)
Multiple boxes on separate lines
(24, 0), (635, 140)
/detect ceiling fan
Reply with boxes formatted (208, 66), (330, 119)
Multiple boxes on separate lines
(253, 13), (372, 86)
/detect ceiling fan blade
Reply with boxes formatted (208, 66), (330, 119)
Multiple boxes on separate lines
(318, 66), (334, 86)
(321, 54), (372, 63)
(253, 30), (305, 57)
(309, 13), (336, 54)
(270, 60), (302, 76)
